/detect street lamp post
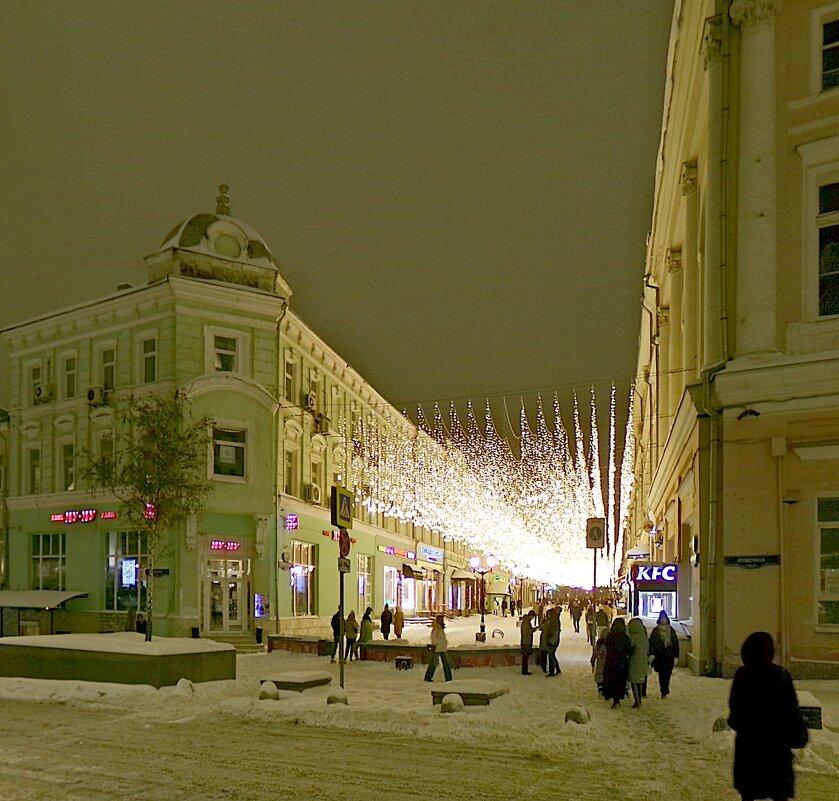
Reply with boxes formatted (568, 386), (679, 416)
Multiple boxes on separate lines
(469, 554), (497, 642)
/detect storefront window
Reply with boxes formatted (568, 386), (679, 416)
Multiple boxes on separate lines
(383, 565), (399, 607)
(32, 533), (65, 590)
(818, 498), (839, 626)
(106, 531), (148, 611)
(291, 541), (316, 616)
(357, 554), (372, 611)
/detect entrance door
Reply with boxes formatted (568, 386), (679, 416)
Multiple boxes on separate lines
(205, 558), (248, 633)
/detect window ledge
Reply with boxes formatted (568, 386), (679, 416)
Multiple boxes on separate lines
(212, 475), (247, 485)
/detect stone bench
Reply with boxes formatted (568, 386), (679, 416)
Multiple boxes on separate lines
(797, 690), (823, 730)
(261, 670), (332, 692)
(430, 679), (509, 706)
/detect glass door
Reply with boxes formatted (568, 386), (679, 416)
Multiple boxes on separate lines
(204, 558), (248, 632)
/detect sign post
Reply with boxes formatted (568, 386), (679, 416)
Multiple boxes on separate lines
(331, 487), (353, 689)
(586, 517), (605, 597)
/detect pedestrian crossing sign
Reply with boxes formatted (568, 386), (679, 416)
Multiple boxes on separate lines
(331, 486), (354, 529)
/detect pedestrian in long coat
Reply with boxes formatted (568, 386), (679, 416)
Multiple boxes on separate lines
(393, 606), (405, 639)
(380, 604), (393, 639)
(343, 611), (359, 662)
(627, 617), (649, 708)
(590, 626), (609, 695)
(520, 610), (536, 675)
(602, 617), (632, 708)
(728, 631), (807, 801)
(648, 610), (679, 698)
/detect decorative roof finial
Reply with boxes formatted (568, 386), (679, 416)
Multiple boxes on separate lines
(216, 184), (230, 216)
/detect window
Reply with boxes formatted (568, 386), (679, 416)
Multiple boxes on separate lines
(0, 452), (4, 494)
(818, 181), (839, 316)
(141, 337), (157, 384)
(213, 429), (245, 478)
(818, 497), (839, 626)
(32, 533), (65, 590)
(29, 363), (42, 406)
(97, 431), (115, 462)
(383, 565), (399, 607)
(59, 441), (75, 491)
(290, 541), (316, 616)
(101, 347), (116, 391)
(26, 448), (41, 495)
(63, 355), (77, 399)
(284, 448), (299, 496)
(106, 531), (148, 611)
(357, 553), (372, 612)
(824, 19), (839, 90)
(214, 335), (237, 372)
(283, 353), (298, 402)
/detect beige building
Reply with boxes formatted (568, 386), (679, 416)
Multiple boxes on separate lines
(627, 0), (839, 678)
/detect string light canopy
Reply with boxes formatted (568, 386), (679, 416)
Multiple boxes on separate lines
(336, 386), (633, 588)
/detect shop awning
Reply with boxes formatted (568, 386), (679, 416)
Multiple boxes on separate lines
(449, 568), (476, 581)
(626, 545), (651, 560)
(0, 590), (88, 609)
(402, 564), (419, 579)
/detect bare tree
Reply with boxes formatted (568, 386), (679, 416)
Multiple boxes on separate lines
(82, 392), (213, 640)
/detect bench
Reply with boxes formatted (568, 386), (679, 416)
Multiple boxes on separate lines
(430, 679), (510, 706)
(395, 655), (413, 670)
(261, 670), (332, 692)
(797, 690), (823, 730)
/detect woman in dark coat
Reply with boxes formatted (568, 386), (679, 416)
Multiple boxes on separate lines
(648, 609), (680, 698)
(602, 617), (632, 708)
(727, 631), (806, 801)
(380, 604), (393, 640)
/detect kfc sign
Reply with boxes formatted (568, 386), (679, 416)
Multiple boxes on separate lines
(633, 564), (677, 583)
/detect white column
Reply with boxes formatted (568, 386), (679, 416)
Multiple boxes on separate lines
(730, 0), (781, 355)
(703, 18), (723, 369)
(658, 307), (670, 429)
(667, 249), (683, 416)
(681, 162), (699, 381)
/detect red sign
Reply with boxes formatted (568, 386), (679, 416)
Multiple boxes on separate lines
(51, 509), (117, 524)
(210, 540), (241, 551)
(339, 528), (351, 557)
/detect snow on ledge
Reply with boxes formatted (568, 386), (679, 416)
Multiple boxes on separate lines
(0, 632), (235, 656)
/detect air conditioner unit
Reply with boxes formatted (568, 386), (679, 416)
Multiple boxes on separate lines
(87, 385), (105, 406)
(303, 391), (317, 411)
(304, 483), (322, 505)
(315, 413), (331, 434)
(34, 383), (54, 403)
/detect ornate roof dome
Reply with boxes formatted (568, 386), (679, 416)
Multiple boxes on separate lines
(146, 185), (292, 299)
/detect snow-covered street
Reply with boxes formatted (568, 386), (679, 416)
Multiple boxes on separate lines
(0, 612), (837, 801)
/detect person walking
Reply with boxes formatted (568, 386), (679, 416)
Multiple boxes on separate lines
(520, 609), (536, 675)
(590, 626), (609, 696)
(423, 614), (453, 682)
(393, 605), (405, 639)
(343, 611), (359, 662)
(627, 617), (649, 708)
(570, 599), (582, 633)
(595, 605), (609, 629)
(648, 610), (679, 698)
(728, 632), (808, 801)
(380, 604), (393, 640)
(501, 597), (508, 617)
(602, 617), (632, 708)
(543, 607), (561, 676)
(355, 607), (373, 659)
(329, 608), (342, 663)
(516, 598), (523, 619)
(584, 603), (597, 644)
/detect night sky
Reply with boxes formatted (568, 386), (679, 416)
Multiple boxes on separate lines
(1, 1), (673, 427)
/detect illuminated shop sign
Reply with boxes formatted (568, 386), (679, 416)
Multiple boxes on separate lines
(285, 513), (299, 530)
(50, 509), (119, 524)
(322, 530), (357, 544)
(122, 558), (138, 586)
(377, 545), (417, 560)
(210, 540), (241, 551)
(632, 564), (677, 583)
(419, 544), (444, 563)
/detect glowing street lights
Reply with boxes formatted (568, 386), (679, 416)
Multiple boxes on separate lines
(470, 553), (497, 642)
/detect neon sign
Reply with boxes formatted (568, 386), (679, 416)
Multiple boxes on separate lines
(377, 545), (417, 560)
(285, 513), (299, 530)
(633, 564), (677, 582)
(210, 540), (241, 551)
(322, 530), (357, 544)
(51, 509), (118, 524)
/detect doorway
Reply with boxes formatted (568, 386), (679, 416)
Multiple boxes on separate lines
(204, 558), (249, 633)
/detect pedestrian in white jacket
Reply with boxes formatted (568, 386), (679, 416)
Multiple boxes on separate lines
(424, 615), (453, 682)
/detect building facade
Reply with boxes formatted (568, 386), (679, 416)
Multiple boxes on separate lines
(0, 191), (481, 640)
(627, 0), (839, 678)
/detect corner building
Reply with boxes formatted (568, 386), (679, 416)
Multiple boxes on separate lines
(628, 0), (839, 678)
(0, 192), (472, 640)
